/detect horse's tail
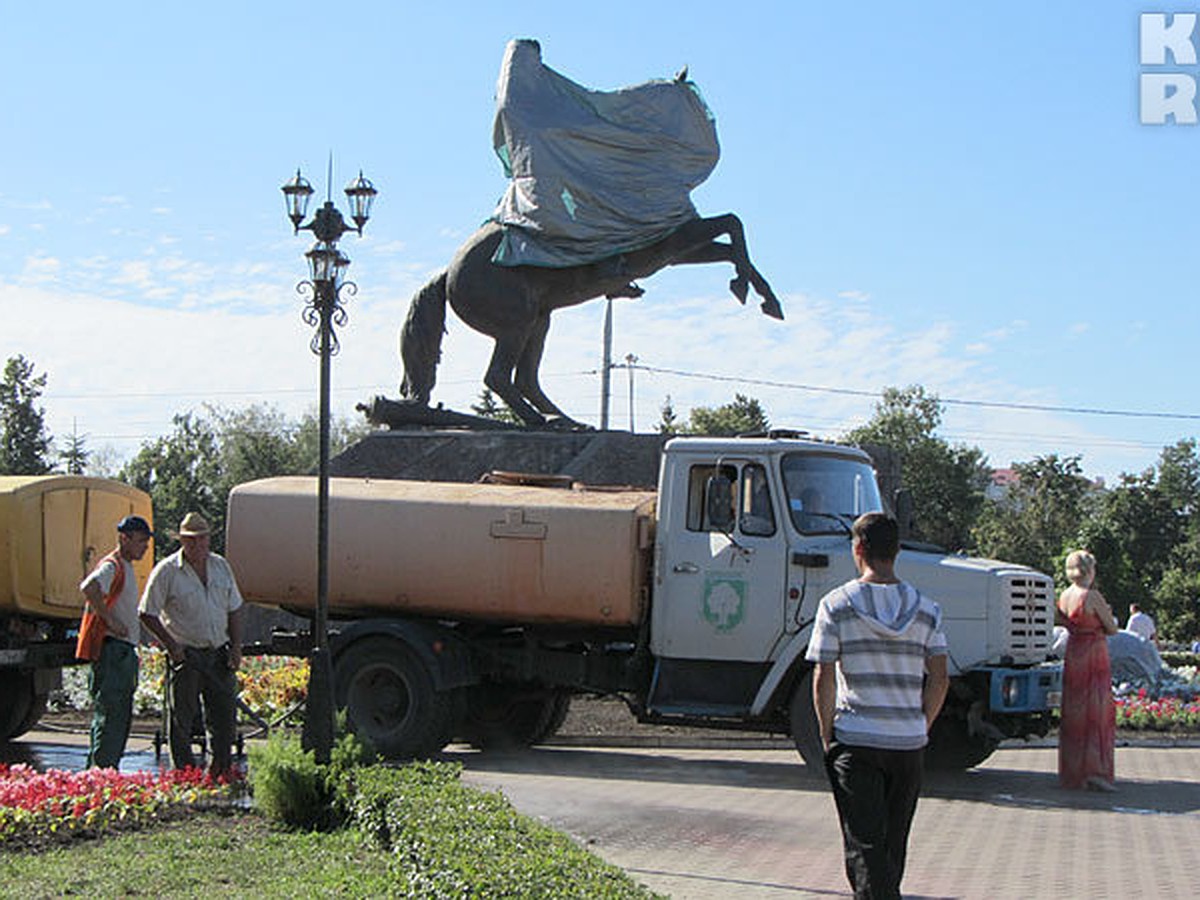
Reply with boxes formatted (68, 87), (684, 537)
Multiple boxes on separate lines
(400, 270), (449, 403)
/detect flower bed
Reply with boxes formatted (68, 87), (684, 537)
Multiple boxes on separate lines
(0, 764), (241, 850)
(1114, 664), (1200, 732)
(51, 652), (309, 724)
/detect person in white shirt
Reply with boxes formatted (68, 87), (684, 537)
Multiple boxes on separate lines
(139, 512), (244, 777)
(1125, 603), (1158, 647)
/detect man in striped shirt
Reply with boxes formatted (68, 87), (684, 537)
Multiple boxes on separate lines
(806, 512), (949, 900)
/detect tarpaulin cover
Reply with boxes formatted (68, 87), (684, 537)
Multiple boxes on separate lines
(491, 39), (719, 268)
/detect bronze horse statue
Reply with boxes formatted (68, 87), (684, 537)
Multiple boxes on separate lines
(399, 215), (784, 428)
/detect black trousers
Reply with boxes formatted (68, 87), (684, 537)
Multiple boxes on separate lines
(165, 645), (238, 775)
(824, 741), (924, 900)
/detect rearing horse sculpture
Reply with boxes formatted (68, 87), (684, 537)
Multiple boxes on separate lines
(398, 216), (784, 428)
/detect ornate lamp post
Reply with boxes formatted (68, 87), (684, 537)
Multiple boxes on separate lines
(282, 164), (377, 762)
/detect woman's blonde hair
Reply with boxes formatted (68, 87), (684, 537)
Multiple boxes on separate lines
(1065, 549), (1096, 586)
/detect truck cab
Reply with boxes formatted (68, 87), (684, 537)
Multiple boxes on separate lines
(646, 433), (1061, 768)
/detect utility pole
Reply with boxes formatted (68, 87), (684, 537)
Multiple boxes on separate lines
(600, 298), (613, 430)
(625, 353), (638, 433)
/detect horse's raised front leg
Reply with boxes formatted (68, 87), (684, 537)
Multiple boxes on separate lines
(668, 214), (784, 320)
(484, 331), (545, 426)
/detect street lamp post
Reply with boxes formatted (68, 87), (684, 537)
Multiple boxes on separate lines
(281, 164), (376, 763)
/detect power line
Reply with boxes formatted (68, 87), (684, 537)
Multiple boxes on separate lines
(621, 364), (1200, 422)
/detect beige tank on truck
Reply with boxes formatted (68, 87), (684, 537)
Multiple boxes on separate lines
(0, 476), (153, 619)
(226, 476), (657, 627)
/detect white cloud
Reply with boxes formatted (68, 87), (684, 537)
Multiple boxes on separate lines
(0, 255), (1164, 485)
(21, 255), (61, 283)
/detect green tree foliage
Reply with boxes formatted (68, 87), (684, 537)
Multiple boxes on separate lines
(684, 393), (769, 436)
(121, 412), (223, 552)
(120, 403), (369, 556)
(1076, 469), (1183, 618)
(845, 385), (989, 551)
(470, 389), (521, 424)
(0, 355), (54, 475)
(656, 396), (680, 435)
(59, 426), (91, 475)
(1072, 439), (1200, 642)
(972, 454), (1095, 579)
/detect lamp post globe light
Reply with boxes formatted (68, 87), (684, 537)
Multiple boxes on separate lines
(281, 164), (376, 763)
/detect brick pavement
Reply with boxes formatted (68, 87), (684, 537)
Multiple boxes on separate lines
(457, 743), (1200, 899)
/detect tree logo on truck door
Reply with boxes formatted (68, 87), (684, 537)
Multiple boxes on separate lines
(702, 573), (746, 632)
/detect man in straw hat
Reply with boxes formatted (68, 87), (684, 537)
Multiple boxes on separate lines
(139, 511), (245, 777)
(77, 514), (153, 769)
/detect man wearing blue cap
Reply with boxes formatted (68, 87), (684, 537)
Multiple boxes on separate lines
(77, 514), (152, 769)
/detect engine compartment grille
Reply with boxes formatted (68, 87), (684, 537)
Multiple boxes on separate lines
(1003, 573), (1055, 662)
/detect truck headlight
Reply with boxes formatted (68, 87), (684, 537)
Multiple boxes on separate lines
(1002, 676), (1024, 708)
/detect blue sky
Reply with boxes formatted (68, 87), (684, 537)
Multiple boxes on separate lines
(1, 1), (1196, 483)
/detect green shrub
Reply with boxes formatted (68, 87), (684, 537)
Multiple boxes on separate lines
(345, 761), (657, 897)
(248, 733), (337, 831)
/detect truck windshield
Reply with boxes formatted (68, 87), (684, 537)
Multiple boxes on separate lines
(780, 452), (883, 534)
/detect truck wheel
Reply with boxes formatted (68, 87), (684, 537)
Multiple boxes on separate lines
(13, 692), (48, 739)
(333, 637), (457, 760)
(460, 684), (570, 750)
(924, 716), (999, 770)
(0, 670), (37, 742)
(788, 669), (825, 768)
(530, 692), (572, 744)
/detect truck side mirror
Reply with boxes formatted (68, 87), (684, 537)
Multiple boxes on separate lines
(705, 475), (735, 533)
(894, 489), (915, 540)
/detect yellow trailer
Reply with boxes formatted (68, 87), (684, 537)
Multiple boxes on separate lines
(0, 475), (152, 739)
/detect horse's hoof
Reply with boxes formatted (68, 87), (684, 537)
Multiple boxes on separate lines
(606, 282), (644, 300)
(730, 276), (749, 304)
(760, 297), (784, 320)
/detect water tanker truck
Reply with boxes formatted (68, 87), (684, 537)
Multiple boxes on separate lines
(227, 433), (1062, 769)
(0, 476), (153, 741)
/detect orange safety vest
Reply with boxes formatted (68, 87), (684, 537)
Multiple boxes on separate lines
(75, 549), (127, 662)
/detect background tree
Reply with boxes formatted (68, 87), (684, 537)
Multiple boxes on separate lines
(121, 412), (223, 553)
(0, 355), (54, 475)
(470, 389), (521, 424)
(59, 424), (90, 475)
(656, 396), (681, 435)
(844, 385), (989, 551)
(120, 404), (370, 557)
(683, 393), (769, 436)
(972, 454), (1096, 579)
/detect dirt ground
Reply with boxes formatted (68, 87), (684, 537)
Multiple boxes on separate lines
(556, 695), (788, 745)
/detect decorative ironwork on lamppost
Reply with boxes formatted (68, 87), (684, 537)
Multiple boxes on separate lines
(282, 164), (377, 763)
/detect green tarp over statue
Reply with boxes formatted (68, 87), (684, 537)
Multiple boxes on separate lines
(490, 39), (720, 268)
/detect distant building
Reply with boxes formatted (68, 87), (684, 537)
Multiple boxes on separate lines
(986, 467), (1019, 501)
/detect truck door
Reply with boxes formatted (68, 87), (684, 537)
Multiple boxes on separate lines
(652, 459), (789, 664)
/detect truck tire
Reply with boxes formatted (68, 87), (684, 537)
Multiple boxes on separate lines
(459, 684), (571, 750)
(924, 716), (999, 770)
(530, 692), (572, 744)
(788, 669), (825, 769)
(0, 670), (39, 742)
(333, 637), (458, 760)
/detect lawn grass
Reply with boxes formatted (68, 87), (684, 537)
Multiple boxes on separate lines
(0, 811), (400, 898)
(0, 760), (663, 899)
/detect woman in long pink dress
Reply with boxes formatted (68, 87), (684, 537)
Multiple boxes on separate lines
(1057, 550), (1119, 791)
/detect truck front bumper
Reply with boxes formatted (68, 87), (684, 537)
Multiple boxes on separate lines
(984, 663), (1063, 713)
